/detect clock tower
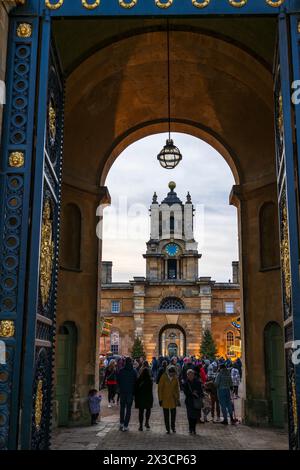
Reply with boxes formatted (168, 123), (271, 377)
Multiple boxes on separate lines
(144, 182), (201, 282)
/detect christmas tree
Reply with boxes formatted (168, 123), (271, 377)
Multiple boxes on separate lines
(131, 336), (146, 360)
(200, 329), (217, 360)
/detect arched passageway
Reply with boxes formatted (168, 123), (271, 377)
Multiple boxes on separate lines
(52, 18), (283, 428)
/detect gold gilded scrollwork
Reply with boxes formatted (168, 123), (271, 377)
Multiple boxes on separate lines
(35, 380), (43, 429)
(229, 0), (247, 6)
(82, 0), (101, 9)
(0, 321), (15, 338)
(40, 200), (54, 308)
(280, 205), (291, 308)
(9, 151), (25, 168)
(155, 0), (173, 8)
(192, 0), (210, 8)
(45, 0), (64, 9)
(17, 23), (32, 38)
(119, 0), (138, 8)
(48, 100), (57, 144)
(291, 379), (298, 435)
(278, 93), (284, 134)
(265, 0), (285, 7)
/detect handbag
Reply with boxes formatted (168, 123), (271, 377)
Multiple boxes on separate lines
(188, 383), (203, 410)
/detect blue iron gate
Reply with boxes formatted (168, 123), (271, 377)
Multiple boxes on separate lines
(0, 12), (64, 450)
(274, 13), (300, 449)
(0, 0), (300, 451)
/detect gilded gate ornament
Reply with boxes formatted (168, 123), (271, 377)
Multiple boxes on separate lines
(155, 0), (173, 8)
(17, 23), (32, 38)
(35, 380), (43, 429)
(45, 0), (64, 9)
(278, 93), (284, 134)
(291, 379), (298, 436)
(48, 101), (57, 144)
(9, 151), (25, 168)
(265, 0), (285, 6)
(0, 321), (15, 338)
(40, 200), (54, 308)
(229, 0), (248, 7)
(82, 0), (101, 9)
(280, 205), (291, 308)
(192, 0), (210, 8)
(119, 0), (138, 8)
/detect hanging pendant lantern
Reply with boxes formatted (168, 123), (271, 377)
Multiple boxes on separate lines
(157, 138), (183, 169)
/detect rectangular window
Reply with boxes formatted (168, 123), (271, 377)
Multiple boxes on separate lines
(111, 344), (119, 354)
(225, 302), (235, 314)
(111, 301), (120, 313)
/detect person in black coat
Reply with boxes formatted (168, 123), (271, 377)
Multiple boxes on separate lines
(135, 365), (154, 431)
(117, 357), (137, 431)
(183, 369), (204, 435)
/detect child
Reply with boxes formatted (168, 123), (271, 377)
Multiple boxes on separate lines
(205, 379), (221, 423)
(88, 389), (102, 425)
(202, 391), (211, 422)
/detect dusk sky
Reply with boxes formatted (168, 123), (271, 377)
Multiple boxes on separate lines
(102, 133), (238, 282)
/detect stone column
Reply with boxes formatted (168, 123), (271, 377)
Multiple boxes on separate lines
(150, 202), (159, 240)
(132, 278), (146, 341)
(230, 179), (283, 426)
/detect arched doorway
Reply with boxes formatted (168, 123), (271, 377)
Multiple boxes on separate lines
(264, 322), (286, 427)
(55, 322), (77, 427)
(159, 324), (186, 357)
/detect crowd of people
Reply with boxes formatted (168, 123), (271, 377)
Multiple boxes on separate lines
(89, 354), (242, 435)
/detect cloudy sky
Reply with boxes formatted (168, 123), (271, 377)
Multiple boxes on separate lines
(102, 133), (238, 282)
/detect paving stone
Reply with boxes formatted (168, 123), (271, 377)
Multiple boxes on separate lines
(52, 387), (288, 451)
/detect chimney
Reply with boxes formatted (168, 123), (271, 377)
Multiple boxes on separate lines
(232, 261), (239, 284)
(102, 261), (113, 284)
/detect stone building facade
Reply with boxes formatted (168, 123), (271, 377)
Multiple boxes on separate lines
(100, 183), (241, 361)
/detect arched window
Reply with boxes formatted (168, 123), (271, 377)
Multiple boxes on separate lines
(61, 203), (81, 270)
(110, 331), (120, 355)
(260, 202), (280, 269)
(226, 331), (235, 356)
(159, 297), (185, 311)
(159, 211), (162, 238)
(170, 212), (175, 235)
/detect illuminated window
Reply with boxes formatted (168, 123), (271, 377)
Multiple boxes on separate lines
(111, 301), (120, 313)
(226, 331), (235, 356)
(111, 331), (120, 355)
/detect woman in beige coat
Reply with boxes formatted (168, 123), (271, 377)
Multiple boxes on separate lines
(158, 366), (180, 434)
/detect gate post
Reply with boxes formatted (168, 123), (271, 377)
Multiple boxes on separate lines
(0, 15), (40, 450)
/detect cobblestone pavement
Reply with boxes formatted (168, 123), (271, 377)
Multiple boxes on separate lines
(52, 387), (288, 451)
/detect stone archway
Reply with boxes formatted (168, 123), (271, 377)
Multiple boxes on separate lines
(159, 324), (187, 357)
(55, 23), (283, 429)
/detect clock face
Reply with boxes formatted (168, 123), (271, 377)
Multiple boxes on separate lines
(165, 243), (180, 257)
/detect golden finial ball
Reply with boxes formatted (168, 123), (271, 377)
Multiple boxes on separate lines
(169, 181), (176, 191)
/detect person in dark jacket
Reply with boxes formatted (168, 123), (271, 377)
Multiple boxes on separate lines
(117, 357), (137, 431)
(156, 360), (168, 384)
(135, 365), (154, 431)
(183, 369), (204, 435)
(102, 360), (117, 407)
(151, 357), (159, 381)
(215, 363), (236, 425)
